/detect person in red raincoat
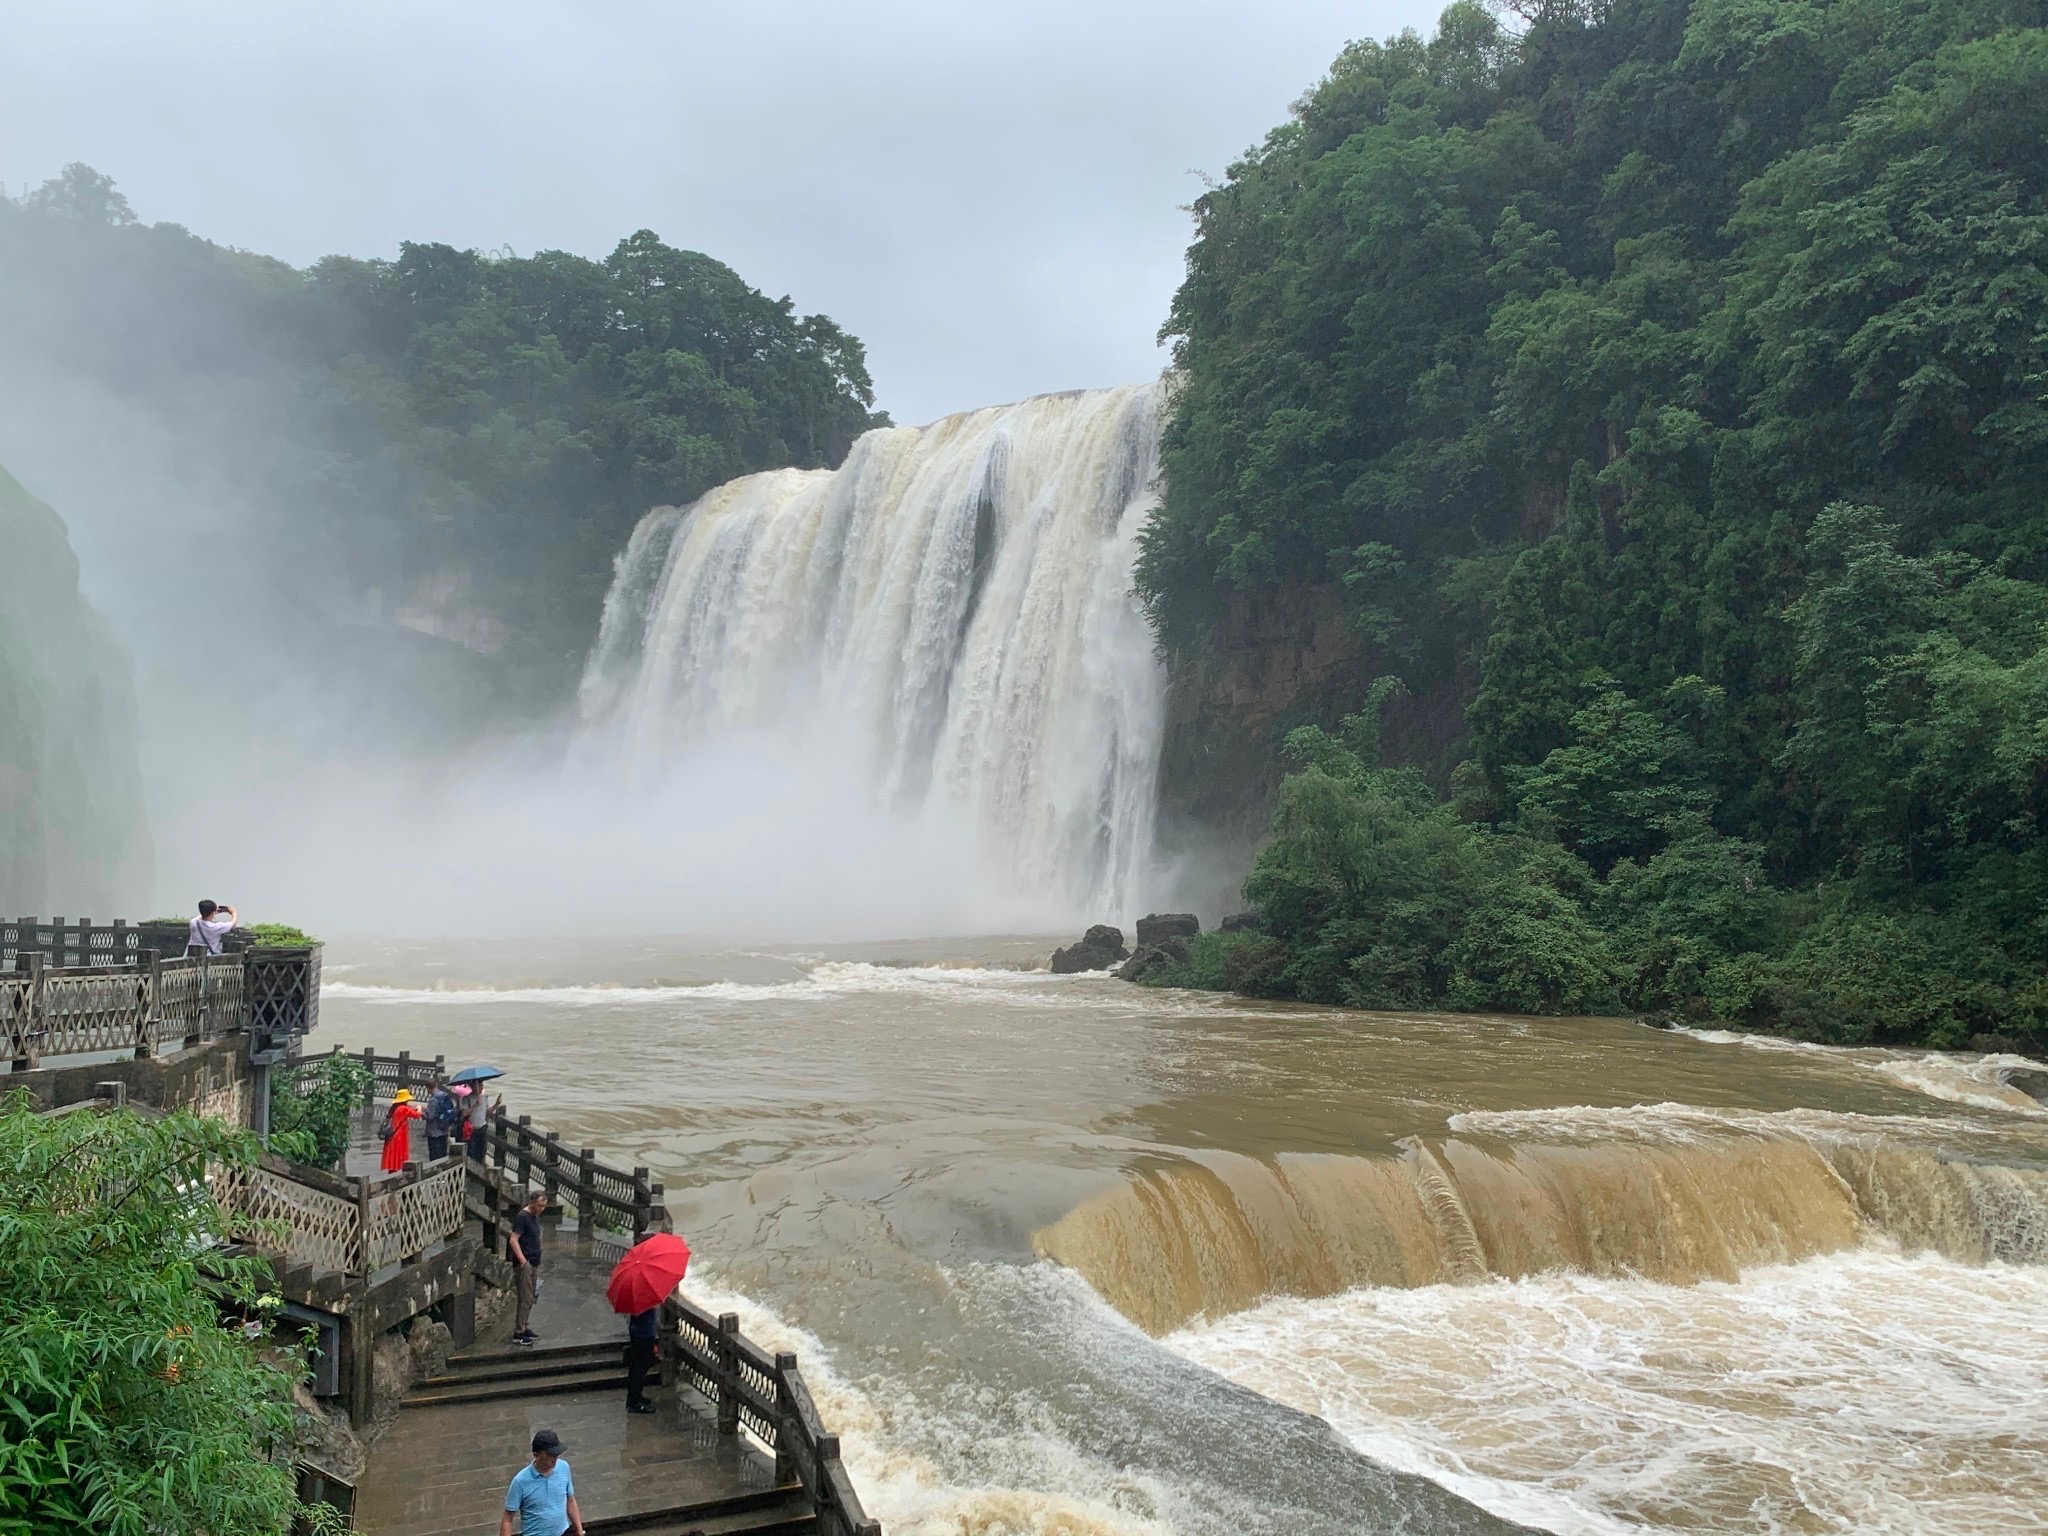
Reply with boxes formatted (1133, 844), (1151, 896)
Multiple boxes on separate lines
(380, 1089), (424, 1173)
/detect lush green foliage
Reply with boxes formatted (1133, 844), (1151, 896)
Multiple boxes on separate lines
(0, 1095), (311, 1534)
(243, 923), (319, 948)
(0, 169), (885, 699)
(1143, 0), (2048, 1045)
(268, 1054), (373, 1170)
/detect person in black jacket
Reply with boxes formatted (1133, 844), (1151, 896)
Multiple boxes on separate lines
(624, 1308), (657, 1414)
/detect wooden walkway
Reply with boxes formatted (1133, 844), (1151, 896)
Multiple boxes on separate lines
(353, 1235), (783, 1535)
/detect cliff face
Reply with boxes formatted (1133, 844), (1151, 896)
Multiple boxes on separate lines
(1155, 586), (1469, 860)
(0, 463), (151, 911)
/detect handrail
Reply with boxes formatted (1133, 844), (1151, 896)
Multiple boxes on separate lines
(659, 1294), (880, 1536)
(484, 1101), (669, 1239)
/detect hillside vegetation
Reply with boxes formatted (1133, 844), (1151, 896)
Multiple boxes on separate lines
(1141, 0), (2048, 1047)
(0, 171), (884, 701)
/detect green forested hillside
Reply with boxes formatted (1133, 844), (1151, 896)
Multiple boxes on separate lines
(0, 169), (884, 699)
(0, 464), (151, 911)
(1142, 0), (2048, 1047)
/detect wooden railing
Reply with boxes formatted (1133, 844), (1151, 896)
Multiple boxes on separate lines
(662, 1296), (879, 1536)
(5, 951), (249, 1069)
(2, 916), (153, 969)
(212, 1148), (469, 1277)
(484, 1102), (669, 1239)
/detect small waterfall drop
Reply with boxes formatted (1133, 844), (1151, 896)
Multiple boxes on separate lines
(580, 384), (1167, 925)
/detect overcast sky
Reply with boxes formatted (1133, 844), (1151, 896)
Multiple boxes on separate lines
(3, 0), (1443, 426)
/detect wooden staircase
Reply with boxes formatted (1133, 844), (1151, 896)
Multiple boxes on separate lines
(404, 1340), (626, 1407)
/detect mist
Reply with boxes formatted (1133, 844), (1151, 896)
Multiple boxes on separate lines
(0, 0), (1441, 935)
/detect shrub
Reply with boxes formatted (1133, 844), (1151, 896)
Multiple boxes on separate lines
(0, 1093), (319, 1534)
(268, 1054), (371, 1169)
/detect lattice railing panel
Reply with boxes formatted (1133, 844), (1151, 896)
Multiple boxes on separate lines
(38, 970), (147, 1057)
(212, 1163), (361, 1273)
(155, 962), (204, 1044)
(246, 949), (317, 1041)
(362, 1161), (466, 1271)
(204, 956), (247, 1037)
(1, 975), (27, 1061)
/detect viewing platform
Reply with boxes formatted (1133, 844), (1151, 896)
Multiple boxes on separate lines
(8, 917), (880, 1536)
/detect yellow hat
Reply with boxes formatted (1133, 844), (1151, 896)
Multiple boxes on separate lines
(392, 1089), (413, 1104)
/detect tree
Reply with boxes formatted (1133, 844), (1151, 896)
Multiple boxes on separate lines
(0, 1095), (315, 1535)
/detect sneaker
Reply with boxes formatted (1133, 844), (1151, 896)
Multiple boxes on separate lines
(627, 1401), (657, 1414)
(513, 1331), (537, 1345)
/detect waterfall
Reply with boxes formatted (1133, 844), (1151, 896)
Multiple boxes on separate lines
(579, 383), (1167, 924)
(1035, 1132), (2048, 1335)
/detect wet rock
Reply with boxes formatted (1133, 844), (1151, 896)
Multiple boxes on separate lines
(1218, 911), (1264, 934)
(1119, 936), (1190, 983)
(1968, 1032), (2026, 1055)
(291, 1381), (366, 1483)
(1135, 913), (1200, 948)
(2008, 1068), (2048, 1103)
(408, 1317), (455, 1379)
(1049, 924), (1128, 973)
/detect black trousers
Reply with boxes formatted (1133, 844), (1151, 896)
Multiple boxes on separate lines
(625, 1338), (657, 1407)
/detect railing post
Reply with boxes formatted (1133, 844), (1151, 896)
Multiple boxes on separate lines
(13, 953), (43, 1072)
(360, 1048), (376, 1104)
(541, 1131), (562, 1216)
(492, 1103), (509, 1170)
(632, 1166), (651, 1240)
(716, 1314), (741, 1434)
(773, 1351), (797, 1480)
(353, 1175), (372, 1277)
(397, 1050), (412, 1093)
(516, 1114), (533, 1189)
(578, 1148), (596, 1227)
(133, 949), (160, 1059)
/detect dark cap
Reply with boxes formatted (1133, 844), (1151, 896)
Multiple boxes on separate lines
(531, 1429), (565, 1456)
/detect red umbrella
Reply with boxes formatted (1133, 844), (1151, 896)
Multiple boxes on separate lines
(606, 1232), (692, 1314)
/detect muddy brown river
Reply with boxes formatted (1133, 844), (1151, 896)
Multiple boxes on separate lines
(325, 935), (2048, 1536)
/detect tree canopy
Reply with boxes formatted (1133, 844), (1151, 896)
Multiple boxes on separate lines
(1140, 0), (2048, 1047)
(0, 168), (886, 700)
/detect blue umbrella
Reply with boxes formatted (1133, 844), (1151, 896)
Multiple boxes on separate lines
(449, 1064), (505, 1084)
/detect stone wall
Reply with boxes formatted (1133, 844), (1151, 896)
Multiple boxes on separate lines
(8, 1034), (253, 1123)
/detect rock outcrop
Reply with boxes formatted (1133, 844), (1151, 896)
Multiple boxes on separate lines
(1135, 912), (1200, 948)
(1219, 911), (1264, 933)
(1049, 924), (1129, 973)
(0, 462), (151, 910)
(1119, 936), (1191, 983)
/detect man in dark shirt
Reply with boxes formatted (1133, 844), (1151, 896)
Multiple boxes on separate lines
(509, 1192), (547, 1344)
(624, 1308), (658, 1414)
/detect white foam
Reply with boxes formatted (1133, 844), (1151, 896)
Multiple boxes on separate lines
(1164, 1249), (2048, 1536)
(1445, 1101), (2007, 1146)
(1866, 1053), (2048, 1116)
(320, 978), (837, 1007)
(1673, 1027), (2048, 1118)
(683, 1274), (1182, 1536)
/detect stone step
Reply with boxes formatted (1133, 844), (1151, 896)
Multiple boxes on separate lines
(583, 1486), (816, 1536)
(402, 1365), (628, 1406)
(429, 1343), (620, 1384)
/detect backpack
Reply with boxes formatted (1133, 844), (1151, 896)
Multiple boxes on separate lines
(425, 1089), (458, 1135)
(380, 1103), (399, 1141)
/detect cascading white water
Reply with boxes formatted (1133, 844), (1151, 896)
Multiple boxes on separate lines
(579, 383), (1167, 923)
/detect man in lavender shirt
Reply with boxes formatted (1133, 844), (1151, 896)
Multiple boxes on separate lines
(185, 899), (238, 956)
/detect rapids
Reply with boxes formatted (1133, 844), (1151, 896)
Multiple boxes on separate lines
(327, 936), (2048, 1536)
(578, 386), (1168, 924)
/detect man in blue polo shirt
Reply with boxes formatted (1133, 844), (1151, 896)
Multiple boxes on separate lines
(499, 1428), (583, 1536)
